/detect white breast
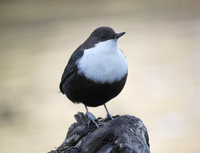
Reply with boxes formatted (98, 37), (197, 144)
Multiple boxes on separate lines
(77, 39), (128, 83)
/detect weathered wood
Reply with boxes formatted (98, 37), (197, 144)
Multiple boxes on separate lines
(48, 112), (150, 153)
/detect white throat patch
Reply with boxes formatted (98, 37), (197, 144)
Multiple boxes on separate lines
(77, 39), (128, 83)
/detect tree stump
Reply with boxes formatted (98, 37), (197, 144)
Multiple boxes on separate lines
(48, 112), (150, 153)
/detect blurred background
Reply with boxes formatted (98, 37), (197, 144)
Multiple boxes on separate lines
(0, 0), (200, 152)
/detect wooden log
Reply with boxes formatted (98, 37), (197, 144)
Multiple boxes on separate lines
(48, 112), (150, 153)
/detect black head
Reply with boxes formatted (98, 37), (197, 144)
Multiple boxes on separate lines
(79, 26), (125, 49)
(90, 26), (125, 42)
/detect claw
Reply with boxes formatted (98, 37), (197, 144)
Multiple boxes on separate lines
(104, 104), (113, 120)
(105, 113), (114, 120)
(85, 105), (99, 128)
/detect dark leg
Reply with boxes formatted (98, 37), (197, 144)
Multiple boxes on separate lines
(104, 104), (113, 120)
(85, 105), (99, 128)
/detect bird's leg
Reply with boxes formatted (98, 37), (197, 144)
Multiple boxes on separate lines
(84, 105), (99, 128)
(104, 104), (113, 120)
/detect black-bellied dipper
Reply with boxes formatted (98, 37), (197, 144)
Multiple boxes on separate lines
(60, 26), (128, 127)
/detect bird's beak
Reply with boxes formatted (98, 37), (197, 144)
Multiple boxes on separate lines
(114, 32), (126, 39)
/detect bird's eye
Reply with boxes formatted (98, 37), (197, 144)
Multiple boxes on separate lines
(100, 33), (105, 39)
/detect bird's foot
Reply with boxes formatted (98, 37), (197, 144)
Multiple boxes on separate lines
(103, 104), (114, 121)
(86, 112), (99, 128)
(104, 113), (114, 121)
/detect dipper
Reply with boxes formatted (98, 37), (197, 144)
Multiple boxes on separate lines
(60, 26), (128, 127)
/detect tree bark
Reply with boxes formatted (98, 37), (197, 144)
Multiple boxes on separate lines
(48, 112), (150, 153)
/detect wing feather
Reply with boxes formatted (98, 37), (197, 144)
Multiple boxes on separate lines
(59, 49), (84, 93)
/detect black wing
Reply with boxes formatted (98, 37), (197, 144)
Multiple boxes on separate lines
(59, 49), (84, 93)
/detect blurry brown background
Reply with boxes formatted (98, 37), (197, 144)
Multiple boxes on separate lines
(0, 0), (200, 152)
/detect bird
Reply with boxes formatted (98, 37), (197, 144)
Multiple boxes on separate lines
(60, 26), (128, 127)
